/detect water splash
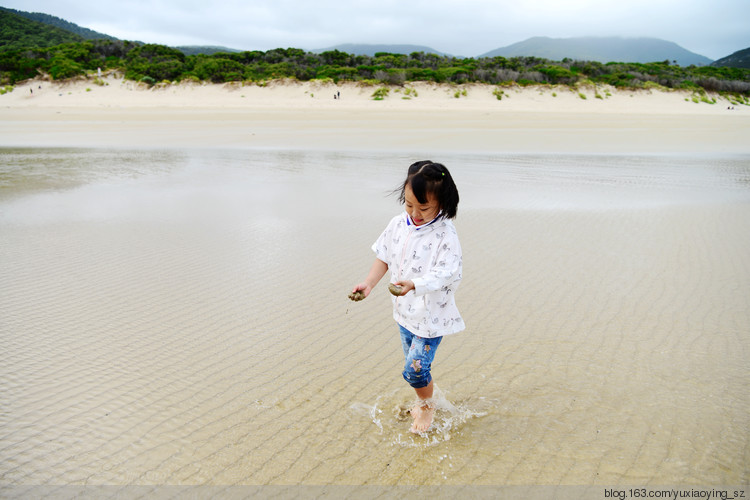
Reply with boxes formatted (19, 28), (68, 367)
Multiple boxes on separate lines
(349, 385), (489, 447)
(349, 401), (385, 433)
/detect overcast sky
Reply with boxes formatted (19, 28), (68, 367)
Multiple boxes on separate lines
(3, 0), (748, 60)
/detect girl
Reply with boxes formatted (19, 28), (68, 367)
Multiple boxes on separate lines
(351, 160), (464, 434)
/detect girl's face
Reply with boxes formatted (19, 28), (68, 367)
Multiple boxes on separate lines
(404, 184), (440, 226)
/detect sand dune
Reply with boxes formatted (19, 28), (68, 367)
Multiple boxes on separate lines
(1, 75), (748, 153)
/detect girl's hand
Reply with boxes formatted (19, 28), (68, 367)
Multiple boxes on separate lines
(351, 283), (373, 298)
(394, 280), (415, 295)
(351, 259), (389, 300)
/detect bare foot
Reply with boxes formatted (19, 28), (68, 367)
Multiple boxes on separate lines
(410, 402), (434, 434)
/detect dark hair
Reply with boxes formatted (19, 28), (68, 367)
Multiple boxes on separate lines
(397, 160), (459, 219)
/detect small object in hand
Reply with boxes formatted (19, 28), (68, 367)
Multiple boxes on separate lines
(388, 283), (403, 296)
(348, 290), (365, 301)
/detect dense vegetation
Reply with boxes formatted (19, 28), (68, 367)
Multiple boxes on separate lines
(711, 48), (750, 69)
(0, 9), (84, 51)
(2, 39), (748, 96)
(1, 7), (117, 41)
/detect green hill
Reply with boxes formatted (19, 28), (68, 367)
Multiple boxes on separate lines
(1, 6), (116, 41)
(0, 8), (84, 51)
(481, 36), (713, 66)
(711, 48), (750, 69)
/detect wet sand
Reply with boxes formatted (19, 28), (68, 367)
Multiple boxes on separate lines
(1, 81), (749, 495)
(1, 107), (749, 155)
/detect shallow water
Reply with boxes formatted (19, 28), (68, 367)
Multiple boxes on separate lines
(1, 148), (749, 489)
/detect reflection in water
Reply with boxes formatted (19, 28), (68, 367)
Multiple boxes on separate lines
(1, 148), (749, 487)
(0, 148), (184, 196)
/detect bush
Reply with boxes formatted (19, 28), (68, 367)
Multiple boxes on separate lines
(643, 80), (669, 91)
(125, 44), (185, 82)
(600, 72), (635, 87)
(373, 69), (388, 82)
(48, 56), (83, 79)
(192, 57), (245, 83)
(371, 87), (389, 100)
(403, 87), (418, 98)
(536, 65), (577, 84)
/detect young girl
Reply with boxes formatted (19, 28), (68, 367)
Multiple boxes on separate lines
(351, 160), (464, 434)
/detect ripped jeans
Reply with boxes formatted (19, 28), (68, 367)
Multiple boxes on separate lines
(399, 324), (443, 389)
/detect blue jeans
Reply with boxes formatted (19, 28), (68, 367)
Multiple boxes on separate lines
(399, 325), (442, 389)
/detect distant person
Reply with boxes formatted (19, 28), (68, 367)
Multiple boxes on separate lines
(350, 160), (464, 434)
(337, 91), (340, 99)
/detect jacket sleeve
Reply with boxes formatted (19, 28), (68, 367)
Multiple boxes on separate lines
(371, 217), (395, 266)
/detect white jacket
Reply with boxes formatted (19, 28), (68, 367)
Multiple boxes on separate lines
(372, 212), (465, 338)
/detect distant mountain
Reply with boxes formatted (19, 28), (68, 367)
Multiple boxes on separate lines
(312, 43), (447, 57)
(480, 36), (712, 66)
(711, 47), (750, 68)
(0, 8), (85, 51)
(1, 7), (116, 41)
(175, 46), (242, 56)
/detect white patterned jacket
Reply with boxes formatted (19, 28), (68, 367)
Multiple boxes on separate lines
(372, 212), (465, 338)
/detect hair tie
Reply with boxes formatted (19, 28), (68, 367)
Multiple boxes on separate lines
(441, 172), (445, 176)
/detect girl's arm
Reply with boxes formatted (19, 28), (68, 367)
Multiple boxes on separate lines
(352, 258), (389, 298)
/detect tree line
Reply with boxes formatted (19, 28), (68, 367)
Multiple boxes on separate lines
(1, 39), (749, 95)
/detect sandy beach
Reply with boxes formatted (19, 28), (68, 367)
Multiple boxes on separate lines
(1, 76), (749, 496)
(1, 75), (749, 153)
